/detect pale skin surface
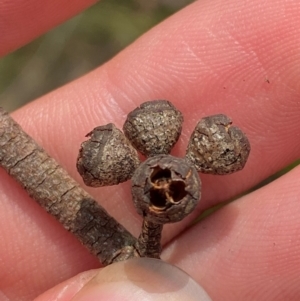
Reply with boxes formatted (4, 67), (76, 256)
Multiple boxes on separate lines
(1, 0), (300, 300)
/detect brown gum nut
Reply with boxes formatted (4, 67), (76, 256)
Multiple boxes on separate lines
(77, 123), (140, 187)
(123, 100), (183, 157)
(186, 114), (250, 175)
(131, 154), (201, 224)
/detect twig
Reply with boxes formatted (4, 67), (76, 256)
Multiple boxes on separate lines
(0, 108), (138, 265)
(135, 219), (163, 258)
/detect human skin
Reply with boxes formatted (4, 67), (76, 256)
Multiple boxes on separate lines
(1, 0), (300, 300)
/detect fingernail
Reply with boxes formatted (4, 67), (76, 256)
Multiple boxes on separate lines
(71, 258), (212, 301)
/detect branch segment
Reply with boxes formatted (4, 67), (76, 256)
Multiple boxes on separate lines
(0, 108), (137, 265)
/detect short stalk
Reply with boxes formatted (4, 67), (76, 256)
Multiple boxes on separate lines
(136, 218), (163, 258)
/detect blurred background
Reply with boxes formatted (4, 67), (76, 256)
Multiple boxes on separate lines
(0, 0), (194, 112)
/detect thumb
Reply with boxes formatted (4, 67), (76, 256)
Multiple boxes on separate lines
(71, 258), (212, 301)
(35, 258), (212, 301)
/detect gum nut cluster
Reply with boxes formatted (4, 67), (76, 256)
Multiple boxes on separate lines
(77, 100), (250, 224)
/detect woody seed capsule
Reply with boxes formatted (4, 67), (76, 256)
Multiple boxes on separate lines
(77, 123), (140, 186)
(186, 114), (250, 174)
(131, 154), (201, 224)
(131, 154), (201, 258)
(123, 100), (183, 157)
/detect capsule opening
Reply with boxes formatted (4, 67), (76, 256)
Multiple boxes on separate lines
(149, 166), (187, 208)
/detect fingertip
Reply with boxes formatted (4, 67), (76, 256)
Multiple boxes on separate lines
(71, 258), (212, 301)
(34, 269), (98, 301)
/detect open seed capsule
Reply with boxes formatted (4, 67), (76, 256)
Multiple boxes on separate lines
(131, 154), (201, 224)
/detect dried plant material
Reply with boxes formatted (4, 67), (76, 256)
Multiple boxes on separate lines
(123, 100), (183, 157)
(186, 114), (250, 174)
(0, 99), (251, 264)
(0, 108), (138, 265)
(135, 220), (163, 258)
(77, 123), (140, 187)
(131, 154), (200, 257)
(132, 154), (201, 224)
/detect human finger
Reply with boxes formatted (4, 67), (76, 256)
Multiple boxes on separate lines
(1, 0), (300, 299)
(163, 165), (300, 301)
(34, 259), (212, 301)
(0, 0), (96, 56)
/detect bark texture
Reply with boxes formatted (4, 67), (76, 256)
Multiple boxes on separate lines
(0, 108), (138, 265)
